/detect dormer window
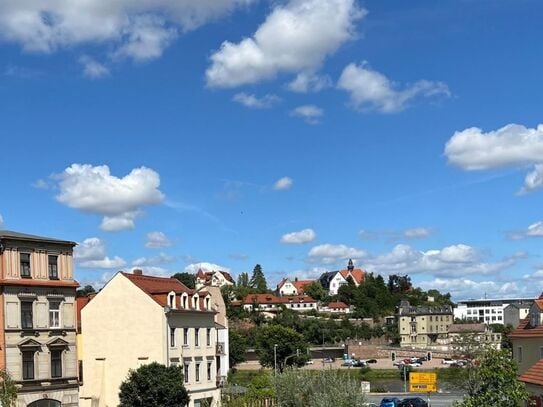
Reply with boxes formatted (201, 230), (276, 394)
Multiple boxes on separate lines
(205, 297), (211, 311)
(193, 295), (199, 310)
(168, 292), (176, 309)
(181, 293), (188, 309)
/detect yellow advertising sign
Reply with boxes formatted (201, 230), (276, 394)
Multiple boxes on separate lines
(409, 372), (437, 385)
(409, 383), (437, 393)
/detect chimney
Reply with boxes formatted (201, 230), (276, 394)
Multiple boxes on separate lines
(133, 269), (143, 275)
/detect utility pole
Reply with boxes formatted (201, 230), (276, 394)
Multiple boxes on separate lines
(403, 365), (408, 393)
(274, 344), (278, 377)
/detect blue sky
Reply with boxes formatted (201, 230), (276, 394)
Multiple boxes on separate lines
(1, 0), (543, 300)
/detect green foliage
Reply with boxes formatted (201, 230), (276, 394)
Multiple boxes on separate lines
(304, 282), (327, 302)
(237, 272), (250, 287)
(76, 284), (96, 297)
(255, 325), (309, 373)
(274, 369), (367, 407)
(247, 373), (275, 399)
(118, 362), (189, 407)
(171, 272), (196, 289)
(249, 264), (267, 293)
(229, 329), (248, 368)
(388, 274), (412, 293)
(453, 348), (528, 407)
(0, 369), (17, 407)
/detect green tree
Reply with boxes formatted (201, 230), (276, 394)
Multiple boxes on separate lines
(255, 325), (308, 373)
(118, 362), (190, 407)
(303, 282), (327, 302)
(249, 264), (267, 293)
(387, 274), (412, 293)
(0, 369), (17, 407)
(453, 348), (528, 407)
(229, 329), (247, 368)
(76, 284), (96, 297)
(171, 272), (196, 289)
(237, 272), (250, 287)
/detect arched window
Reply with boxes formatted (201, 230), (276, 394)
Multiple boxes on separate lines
(181, 293), (188, 309)
(168, 291), (176, 309)
(28, 400), (61, 407)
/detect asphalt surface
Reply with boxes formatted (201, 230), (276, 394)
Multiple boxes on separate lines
(366, 392), (465, 407)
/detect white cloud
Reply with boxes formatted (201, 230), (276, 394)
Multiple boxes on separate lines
(54, 164), (164, 231)
(520, 164), (543, 194)
(308, 243), (366, 264)
(287, 72), (332, 93)
(206, 0), (365, 87)
(232, 92), (281, 109)
(338, 62), (450, 113)
(79, 55), (109, 79)
(418, 278), (530, 301)
(74, 237), (126, 269)
(509, 221), (543, 240)
(290, 105), (323, 124)
(145, 231), (172, 248)
(281, 228), (316, 244)
(130, 266), (170, 277)
(273, 176), (294, 190)
(132, 253), (175, 267)
(0, 1), (254, 61)
(403, 227), (433, 239)
(184, 262), (231, 274)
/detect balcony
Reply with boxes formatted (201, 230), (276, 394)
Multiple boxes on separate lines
(216, 342), (225, 356)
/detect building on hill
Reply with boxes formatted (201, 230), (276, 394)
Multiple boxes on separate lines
(276, 278), (315, 296)
(195, 269), (235, 289)
(397, 300), (453, 349)
(241, 293), (317, 312)
(0, 230), (80, 407)
(80, 269), (227, 407)
(320, 301), (351, 314)
(453, 297), (534, 325)
(446, 323), (502, 353)
(319, 259), (366, 296)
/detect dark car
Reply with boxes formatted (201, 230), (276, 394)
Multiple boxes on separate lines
(380, 397), (401, 407)
(398, 397), (428, 407)
(366, 358), (378, 364)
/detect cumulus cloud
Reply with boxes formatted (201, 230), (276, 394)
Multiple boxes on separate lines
(287, 72), (332, 93)
(79, 55), (109, 79)
(54, 164), (164, 231)
(132, 253), (175, 267)
(308, 243), (366, 264)
(145, 231), (172, 248)
(445, 123), (543, 193)
(273, 176), (294, 190)
(281, 228), (316, 244)
(74, 237), (126, 269)
(509, 221), (543, 240)
(0, 1), (254, 61)
(232, 92), (281, 109)
(184, 262), (231, 273)
(338, 62), (450, 113)
(206, 0), (365, 87)
(418, 278), (529, 301)
(359, 227), (434, 241)
(290, 105), (323, 124)
(403, 227), (433, 239)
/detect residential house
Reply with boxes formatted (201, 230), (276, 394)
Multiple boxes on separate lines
(195, 269), (235, 289)
(320, 301), (351, 314)
(241, 293), (317, 313)
(453, 297), (534, 325)
(0, 230), (79, 407)
(504, 302), (531, 329)
(276, 278), (315, 296)
(510, 295), (543, 402)
(319, 259), (366, 296)
(446, 323), (501, 355)
(80, 269), (226, 407)
(397, 300), (453, 349)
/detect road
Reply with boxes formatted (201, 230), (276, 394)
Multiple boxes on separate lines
(366, 392), (464, 406)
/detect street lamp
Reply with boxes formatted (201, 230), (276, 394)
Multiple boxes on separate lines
(274, 344), (278, 377)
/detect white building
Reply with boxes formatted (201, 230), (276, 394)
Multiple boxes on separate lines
(241, 294), (317, 312)
(453, 297), (534, 325)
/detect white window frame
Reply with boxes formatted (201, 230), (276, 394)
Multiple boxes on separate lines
(49, 301), (61, 329)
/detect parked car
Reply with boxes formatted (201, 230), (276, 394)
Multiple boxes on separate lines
(408, 362), (422, 367)
(342, 359), (355, 366)
(393, 360), (404, 367)
(366, 359), (378, 364)
(380, 397), (401, 407)
(323, 357), (335, 363)
(363, 403), (378, 407)
(398, 397), (428, 407)
(441, 358), (457, 365)
(305, 359), (314, 365)
(353, 360), (367, 367)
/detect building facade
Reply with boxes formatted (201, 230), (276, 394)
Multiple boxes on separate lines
(453, 297), (534, 325)
(276, 279), (315, 296)
(319, 259), (365, 296)
(0, 230), (79, 407)
(397, 301), (453, 349)
(195, 269), (234, 289)
(241, 293), (317, 312)
(80, 270), (224, 407)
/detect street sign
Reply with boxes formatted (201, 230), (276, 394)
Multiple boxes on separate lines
(409, 383), (437, 392)
(410, 372), (437, 385)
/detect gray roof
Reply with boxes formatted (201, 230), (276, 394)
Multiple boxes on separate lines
(0, 230), (76, 246)
(448, 323), (486, 334)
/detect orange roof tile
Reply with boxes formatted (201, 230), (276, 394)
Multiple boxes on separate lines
(242, 293), (316, 305)
(339, 268), (365, 285)
(327, 301), (349, 309)
(509, 317), (543, 338)
(292, 280), (314, 292)
(520, 359), (543, 386)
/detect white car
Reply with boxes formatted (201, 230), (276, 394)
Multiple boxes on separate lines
(442, 358), (457, 365)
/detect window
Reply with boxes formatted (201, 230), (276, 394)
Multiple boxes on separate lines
(206, 328), (211, 346)
(539, 347), (543, 359)
(182, 295), (188, 309)
(49, 302), (61, 329)
(170, 327), (176, 347)
(183, 328), (188, 346)
(205, 297), (210, 310)
(21, 302), (33, 329)
(207, 361), (212, 381)
(195, 362), (200, 382)
(51, 350), (62, 378)
(518, 346), (523, 363)
(22, 351), (35, 380)
(168, 293), (175, 308)
(195, 328), (200, 347)
(184, 362), (189, 383)
(48, 255), (58, 279)
(20, 253), (31, 278)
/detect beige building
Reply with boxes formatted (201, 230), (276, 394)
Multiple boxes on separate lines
(80, 269), (225, 407)
(0, 230), (79, 407)
(447, 323), (502, 354)
(398, 301), (453, 348)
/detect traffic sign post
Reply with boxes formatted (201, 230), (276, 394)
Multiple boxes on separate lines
(409, 372), (437, 406)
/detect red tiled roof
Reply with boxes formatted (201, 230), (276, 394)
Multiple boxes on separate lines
(327, 301), (349, 309)
(535, 299), (543, 310)
(242, 293), (316, 305)
(520, 359), (543, 386)
(339, 268), (365, 285)
(196, 269), (234, 284)
(293, 280), (314, 293)
(509, 317), (543, 338)
(221, 271), (235, 283)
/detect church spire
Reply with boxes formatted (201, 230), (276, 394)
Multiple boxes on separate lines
(347, 258), (354, 271)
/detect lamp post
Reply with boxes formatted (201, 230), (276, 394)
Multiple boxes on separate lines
(274, 344), (278, 377)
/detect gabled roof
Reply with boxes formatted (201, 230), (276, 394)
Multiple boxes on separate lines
(520, 359), (543, 386)
(0, 230), (76, 246)
(327, 301), (349, 309)
(276, 278), (290, 289)
(509, 317), (543, 338)
(196, 269), (235, 284)
(292, 280), (314, 292)
(242, 293), (316, 305)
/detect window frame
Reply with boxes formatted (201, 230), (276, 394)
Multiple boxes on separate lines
(195, 362), (200, 382)
(49, 301), (61, 329)
(206, 328), (211, 347)
(183, 328), (189, 346)
(48, 255), (59, 279)
(207, 361), (212, 381)
(195, 328), (200, 347)
(22, 351), (35, 380)
(20, 253), (31, 278)
(51, 349), (62, 378)
(170, 326), (176, 348)
(183, 362), (189, 383)
(21, 301), (33, 330)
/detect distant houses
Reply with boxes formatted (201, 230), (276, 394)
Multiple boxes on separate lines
(319, 259), (365, 296)
(196, 269), (235, 289)
(276, 278), (315, 296)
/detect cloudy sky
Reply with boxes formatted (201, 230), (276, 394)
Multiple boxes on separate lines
(1, 0), (542, 300)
